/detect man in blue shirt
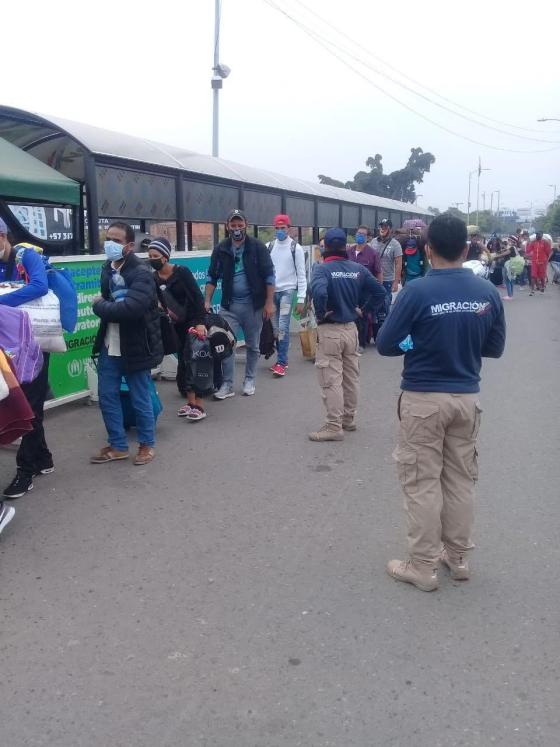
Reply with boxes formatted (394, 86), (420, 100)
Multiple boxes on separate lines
(309, 227), (386, 441)
(377, 214), (505, 592)
(205, 209), (275, 398)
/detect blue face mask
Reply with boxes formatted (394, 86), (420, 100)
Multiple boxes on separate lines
(356, 233), (366, 244)
(104, 240), (124, 261)
(275, 229), (288, 241)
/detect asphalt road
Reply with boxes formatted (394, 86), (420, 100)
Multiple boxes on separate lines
(1, 283), (559, 747)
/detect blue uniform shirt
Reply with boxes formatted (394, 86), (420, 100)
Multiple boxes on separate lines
(310, 256), (386, 323)
(376, 268), (506, 393)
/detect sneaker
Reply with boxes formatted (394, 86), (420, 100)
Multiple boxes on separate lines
(34, 461), (54, 477)
(0, 502), (15, 536)
(357, 346), (364, 355)
(502, 295), (512, 301)
(3, 472), (34, 499)
(386, 559), (438, 592)
(342, 420), (357, 431)
(308, 425), (344, 442)
(185, 406), (207, 421)
(529, 291), (534, 296)
(269, 363), (288, 372)
(90, 447), (129, 464)
(214, 383), (235, 400)
(271, 363), (287, 377)
(243, 379), (256, 396)
(177, 404), (194, 418)
(440, 548), (470, 580)
(134, 445), (155, 466)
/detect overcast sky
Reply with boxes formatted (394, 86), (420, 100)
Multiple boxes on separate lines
(3, 0), (559, 215)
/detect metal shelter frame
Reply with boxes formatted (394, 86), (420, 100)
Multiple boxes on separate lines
(0, 106), (432, 254)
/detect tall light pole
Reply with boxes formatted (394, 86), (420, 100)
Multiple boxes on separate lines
(467, 169), (477, 225)
(493, 189), (501, 231)
(548, 184), (557, 203)
(475, 157), (491, 226)
(481, 191), (486, 211)
(211, 0), (231, 157)
(453, 202), (464, 211)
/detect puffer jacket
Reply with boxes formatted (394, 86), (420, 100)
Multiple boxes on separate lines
(92, 253), (163, 373)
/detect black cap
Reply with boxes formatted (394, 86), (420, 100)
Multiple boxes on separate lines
(226, 208), (247, 222)
(378, 218), (393, 228)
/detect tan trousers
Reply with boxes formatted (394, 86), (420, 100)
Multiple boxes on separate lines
(393, 391), (482, 567)
(315, 322), (360, 430)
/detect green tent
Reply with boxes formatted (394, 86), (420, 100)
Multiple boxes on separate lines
(0, 136), (80, 205)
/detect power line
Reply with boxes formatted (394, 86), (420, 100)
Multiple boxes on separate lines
(262, 0), (560, 154)
(290, 0), (558, 137)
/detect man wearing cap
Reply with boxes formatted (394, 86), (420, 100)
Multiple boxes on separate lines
(267, 214), (307, 377)
(371, 219), (403, 316)
(309, 228), (386, 441)
(347, 224), (383, 352)
(91, 221), (163, 466)
(0, 241), (53, 499)
(205, 209), (275, 398)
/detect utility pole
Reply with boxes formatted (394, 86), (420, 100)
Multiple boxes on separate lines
(548, 184), (557, 203)
(475, 157), (491, 226)
(467, 169), (476, 225)
(211, 0), (231, 157)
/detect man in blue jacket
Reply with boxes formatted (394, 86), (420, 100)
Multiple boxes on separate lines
(91, 222), (163, 466)
(204, 209), (275, 399)
(0, 241), (52, 499)
(309, 227), (386, 441)
(377, 214), (506, 592)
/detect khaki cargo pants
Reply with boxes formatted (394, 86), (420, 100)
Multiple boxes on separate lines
(315, 322), (359, 430)
(393, 391), (482, 567)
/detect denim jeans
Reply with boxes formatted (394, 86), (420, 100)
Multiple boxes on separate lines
(382, 280), (393, 316)
(220, 303), (263, 385)
(97, 347), (155, 450)
(504, 275), (514, 297)
(272, 289), (295, 366)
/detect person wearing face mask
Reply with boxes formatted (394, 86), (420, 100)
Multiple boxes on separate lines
(371, 218), (403, 318)
(148, 237), (208, 421)
(91, 222), (163, 466)
(347, 225), (383, 352)
(0, 239), (53, 499)
(267, 214), (307, 377)
(205, 209), (275, 399)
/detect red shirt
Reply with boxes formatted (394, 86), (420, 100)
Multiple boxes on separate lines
(526, 240), (551, 265)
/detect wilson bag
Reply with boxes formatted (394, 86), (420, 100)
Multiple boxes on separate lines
(205, 312), (236, 362)
(189, 333), (215, 395)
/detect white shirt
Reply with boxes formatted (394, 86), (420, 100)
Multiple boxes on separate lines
(270, 237), (307, 301)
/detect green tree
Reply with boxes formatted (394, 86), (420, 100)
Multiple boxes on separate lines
(319, 147), (435, 203)
(536, 200), (560, 235)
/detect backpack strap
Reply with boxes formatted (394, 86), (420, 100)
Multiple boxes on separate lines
(269, 239), (298, 271)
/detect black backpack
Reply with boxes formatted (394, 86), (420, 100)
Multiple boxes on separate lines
(189, 333), (215, 396)
(205, 312), (236, 362)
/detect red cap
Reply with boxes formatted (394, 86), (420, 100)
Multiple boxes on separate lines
(273, 214), (291, 227)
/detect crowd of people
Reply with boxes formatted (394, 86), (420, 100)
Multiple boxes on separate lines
(3, 205), (559, 592)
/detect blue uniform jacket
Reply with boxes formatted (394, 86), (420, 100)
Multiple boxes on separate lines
(310, 257), (386, 324)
